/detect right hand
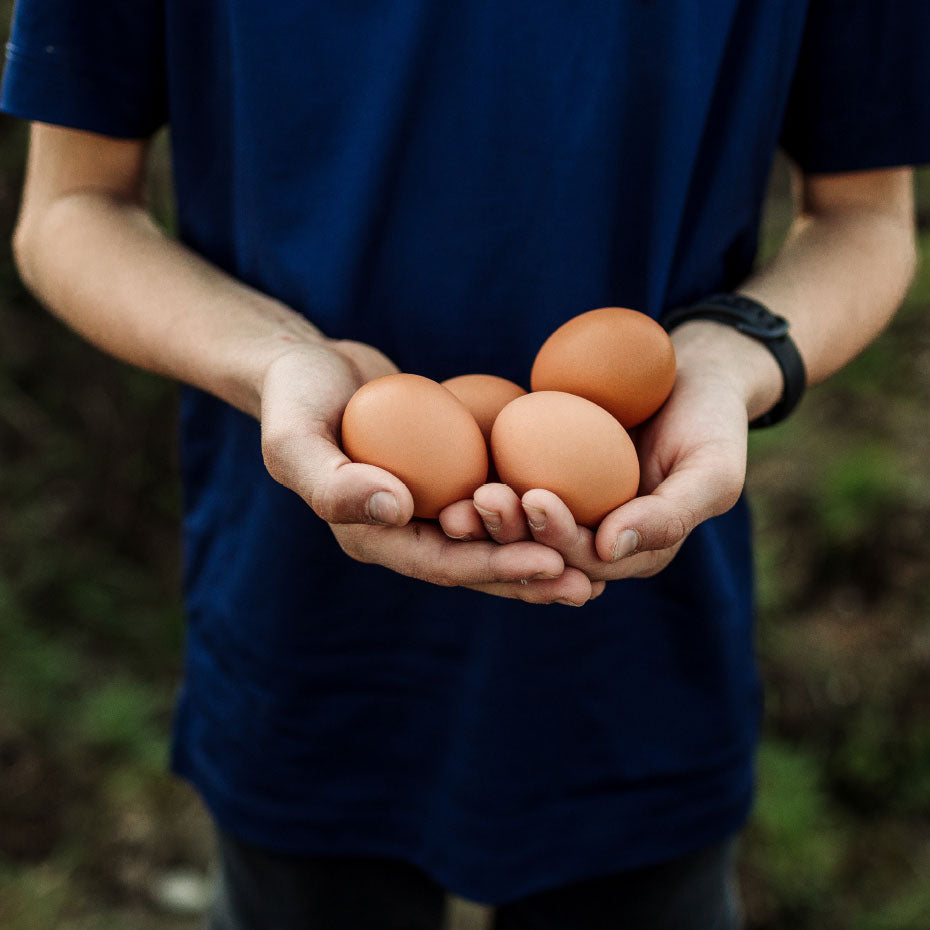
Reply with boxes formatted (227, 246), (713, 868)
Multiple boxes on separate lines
(259, 341), (600, 605)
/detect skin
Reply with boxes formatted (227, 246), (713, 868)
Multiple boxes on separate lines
(13, 124), (918, 605)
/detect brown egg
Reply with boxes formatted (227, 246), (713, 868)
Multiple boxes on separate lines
(491, 391), (640, 528)
(531, 307), (676, 428)
(441, 374), (527, 444)
(341, 373), (488, 519)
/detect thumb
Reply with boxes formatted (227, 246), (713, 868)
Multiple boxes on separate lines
(594, 456), (744, 562)
(262, 423), (415, 526)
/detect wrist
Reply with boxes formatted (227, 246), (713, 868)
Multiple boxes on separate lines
(670, 320), (784, 422)
(230, 313), (332, 419)
(254, 337), (396, 424)
(662, 292), (808, 427)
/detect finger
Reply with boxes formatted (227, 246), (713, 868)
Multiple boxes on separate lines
(338, 522), (566, 586)
(594, 456), (743, 563)
(263, 425), (415, 526)
(473, 483), (532, 544)
(438, 499), (490, 540)
(521, 489), (598, 563)
(470, 567), (595, 606)
(520, 489), (634, 582)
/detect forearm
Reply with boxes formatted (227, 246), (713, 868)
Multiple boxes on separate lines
(674, 168), (918, 422)
(14, 189), (325, 418)
(740, 190), (917, 386)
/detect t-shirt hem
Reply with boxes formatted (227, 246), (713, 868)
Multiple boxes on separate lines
(787, 148), (930, 175)
(781, 127), (930, 175)
(173, 748), (755, 906)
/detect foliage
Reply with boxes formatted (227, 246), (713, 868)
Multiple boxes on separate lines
(745, 741), (846, 915)
(740, 167), (930, 929)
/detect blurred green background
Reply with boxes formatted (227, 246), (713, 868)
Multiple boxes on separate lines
(2, 10), (930, 928)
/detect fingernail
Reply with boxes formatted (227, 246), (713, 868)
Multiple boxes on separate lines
(556, 598), (583, 607)
(474, 505), (502, 532)
(532, 571), (561, 581)
(524, 506), (547, 531)
(367, 491), (400, 525)
(612, 529), (640, 561)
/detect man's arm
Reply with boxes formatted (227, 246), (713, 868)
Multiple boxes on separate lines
(738, 167), (917, 388)
(13, 124), (335, 420)
(13, 122), (600, 606)
(442, 166), (918, 576)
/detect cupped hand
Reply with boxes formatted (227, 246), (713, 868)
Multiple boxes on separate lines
(529, 365), (750, 580)
(440, 321), (779, 582)
(259, 340), (597, 604)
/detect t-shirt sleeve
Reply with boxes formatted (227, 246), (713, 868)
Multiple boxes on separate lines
(1, 0), (167, 138)
(780, 0), (930, 173)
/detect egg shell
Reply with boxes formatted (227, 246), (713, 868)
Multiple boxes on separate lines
(530, 307), (676, 428)
(441, 374), (527, 444)
(341, 373), (488, 519)
(491, 391), (640, 528)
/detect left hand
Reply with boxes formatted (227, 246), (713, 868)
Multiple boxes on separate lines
(439, 321), (782, 582)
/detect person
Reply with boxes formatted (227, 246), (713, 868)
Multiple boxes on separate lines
(2, 1), (929, 927)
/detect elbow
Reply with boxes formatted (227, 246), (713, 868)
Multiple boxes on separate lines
(890, 218), (919, 322)
(876, 189), (919, 319)
(902, 223), (919, 292)
(858, 206), (920, 329)
(11, 213), (40, 295)
(11, 199), (64, 297)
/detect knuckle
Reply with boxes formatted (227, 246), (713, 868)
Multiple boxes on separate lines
(308, 480), (340, 523)
(656, 511), (692, 550)
(485, 548), (505, 582)
(416, 541), (459, 588)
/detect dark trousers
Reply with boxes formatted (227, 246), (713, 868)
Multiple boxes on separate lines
(208, 829), (742, 930)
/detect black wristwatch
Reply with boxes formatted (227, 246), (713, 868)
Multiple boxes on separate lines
(660, 293), (806, 429)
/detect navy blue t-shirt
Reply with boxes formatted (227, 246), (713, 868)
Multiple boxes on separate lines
(4, 0), (930, 904)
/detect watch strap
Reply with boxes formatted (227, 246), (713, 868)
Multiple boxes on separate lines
(661, 293), (807, 428)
